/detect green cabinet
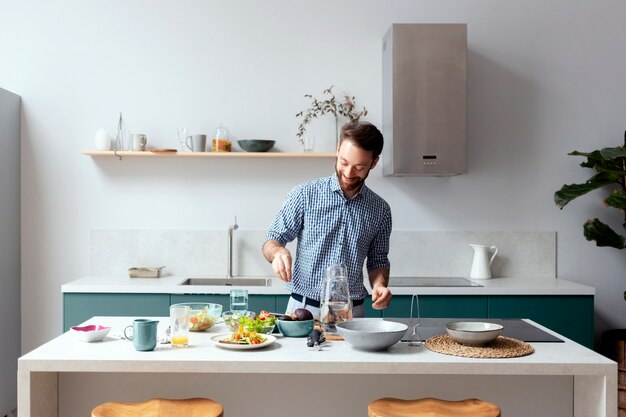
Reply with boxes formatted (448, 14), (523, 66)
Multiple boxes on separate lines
(382, 295), (489, 319)
(63, 293), (170, 331)
(488, 295), (594, 348)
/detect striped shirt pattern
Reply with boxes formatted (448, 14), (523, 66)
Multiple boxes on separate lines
(266, 174), (392, 301)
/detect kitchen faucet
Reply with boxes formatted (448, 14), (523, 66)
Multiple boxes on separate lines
(227, 216), (238, 278)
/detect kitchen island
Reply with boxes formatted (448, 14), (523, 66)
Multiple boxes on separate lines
(19, 316), (615, 417)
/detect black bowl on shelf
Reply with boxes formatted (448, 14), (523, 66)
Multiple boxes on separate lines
(237, 140), (276, 152)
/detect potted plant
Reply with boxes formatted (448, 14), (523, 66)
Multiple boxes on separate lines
(554, 132), (626, 249)
(295, 85), (368, 147)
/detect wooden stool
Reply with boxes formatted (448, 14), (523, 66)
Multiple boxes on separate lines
(368, 397), (501, 417)
(92, 397), (224, 417)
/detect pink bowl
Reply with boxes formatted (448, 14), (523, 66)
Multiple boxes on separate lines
(70, 324), (111, 342)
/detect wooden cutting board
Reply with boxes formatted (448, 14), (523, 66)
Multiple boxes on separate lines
(314, 323), (344, 341)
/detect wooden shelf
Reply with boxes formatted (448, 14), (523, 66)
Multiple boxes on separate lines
(83, 150), (335, 159)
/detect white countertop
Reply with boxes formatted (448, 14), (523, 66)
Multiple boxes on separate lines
(61, 276), (595, 296)
(19, 316), (611, 374)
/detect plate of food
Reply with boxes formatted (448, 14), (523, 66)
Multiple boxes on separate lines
(210, 332), (276, 350)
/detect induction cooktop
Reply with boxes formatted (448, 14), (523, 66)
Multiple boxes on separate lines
(388, 277), (482, 287)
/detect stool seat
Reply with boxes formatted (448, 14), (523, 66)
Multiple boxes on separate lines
(368, 397), (501, 417)
(92, 397), (224, 417)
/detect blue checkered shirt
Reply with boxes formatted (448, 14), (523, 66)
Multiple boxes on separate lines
(265, 174), (392, 301)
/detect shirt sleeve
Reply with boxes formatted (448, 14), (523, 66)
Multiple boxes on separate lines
(265, 184), (305, 247)
(366, 202), (392, 272)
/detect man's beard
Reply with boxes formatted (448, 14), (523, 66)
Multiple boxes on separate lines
(336, 167), (370, 194)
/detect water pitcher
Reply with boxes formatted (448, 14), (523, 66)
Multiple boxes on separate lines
(469, 244), (498, 280)
(319, 263), (352, 334)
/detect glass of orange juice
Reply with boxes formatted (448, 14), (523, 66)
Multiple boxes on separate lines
(170, 305), (190, 348)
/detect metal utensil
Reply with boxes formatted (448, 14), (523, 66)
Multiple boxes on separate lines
(407, 294), (422, 346)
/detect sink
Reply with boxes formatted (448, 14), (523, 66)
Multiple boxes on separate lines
(180, 277), (272, 287)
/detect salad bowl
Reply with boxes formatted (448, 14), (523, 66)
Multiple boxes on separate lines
(172, 303), (223, 331)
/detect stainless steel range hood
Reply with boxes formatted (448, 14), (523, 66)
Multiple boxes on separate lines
(382, 24), (468, 176)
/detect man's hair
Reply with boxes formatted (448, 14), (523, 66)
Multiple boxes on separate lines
(339, 121), (384, 159)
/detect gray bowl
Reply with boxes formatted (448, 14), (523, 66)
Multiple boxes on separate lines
(237, 140), (275, 152)
(445, 322), (503, 346)
(336, 319), (408, 351)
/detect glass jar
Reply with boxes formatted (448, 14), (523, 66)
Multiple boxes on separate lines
(212, 125), (232, 152)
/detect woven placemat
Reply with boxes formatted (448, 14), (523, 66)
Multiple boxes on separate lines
(425, 334), (534, 358)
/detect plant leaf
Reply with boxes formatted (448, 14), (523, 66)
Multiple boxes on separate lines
(605, 189), (626, 211)
(583, 218), (626, 249)
(554, 172), (617, 208)
(600, 146), (626, 160)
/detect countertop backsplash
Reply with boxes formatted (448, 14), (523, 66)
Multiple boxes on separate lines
(90, 230), (556, 279)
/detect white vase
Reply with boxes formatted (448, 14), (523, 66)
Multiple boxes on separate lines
(95, 129), (112, 151)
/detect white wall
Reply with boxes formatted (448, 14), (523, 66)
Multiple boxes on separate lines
(2, 0), (626, 353)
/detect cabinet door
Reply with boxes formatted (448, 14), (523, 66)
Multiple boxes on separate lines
(63, 293), (171, 331)
(382, 295), (488, 318)
(171, 294), (277, 313)
(488, 295), (594, 348)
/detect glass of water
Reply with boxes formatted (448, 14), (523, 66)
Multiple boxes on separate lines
(230, 289), (248, 312)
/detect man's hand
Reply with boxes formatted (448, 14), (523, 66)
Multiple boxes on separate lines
(263, 240), (293, 282)
(371, 284), (392, 309)
(368, 268), (391, 309)
(272, 250), (292, 282)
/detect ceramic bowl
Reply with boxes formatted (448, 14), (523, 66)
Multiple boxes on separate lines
(277, 319), (315, 337)
(172, 303), (223, 332)
(70, 324), (111, 342)
(336, 318), (408, 351)
(445, 321), (503, 346)
(237, 140), (275, 152)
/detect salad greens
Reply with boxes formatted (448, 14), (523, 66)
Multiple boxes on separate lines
(239, 310), (276, 333)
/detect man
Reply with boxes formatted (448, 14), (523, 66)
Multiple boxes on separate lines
(262, 121), (392, 317)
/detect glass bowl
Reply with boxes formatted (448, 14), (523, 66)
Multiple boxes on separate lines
(172, 303), (223, 332)
(222, 310), (256, 332)
(222, 311), (276, 334)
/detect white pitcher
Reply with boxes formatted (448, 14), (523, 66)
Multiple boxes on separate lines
(469, 244), (498, 280)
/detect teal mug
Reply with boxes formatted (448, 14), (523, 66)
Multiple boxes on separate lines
(124, 319), (158, 351)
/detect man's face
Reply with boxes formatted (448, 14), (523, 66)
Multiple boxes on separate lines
(335, 140), (379, 195)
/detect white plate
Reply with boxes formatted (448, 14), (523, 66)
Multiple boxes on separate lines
(210, 333), (276, 350)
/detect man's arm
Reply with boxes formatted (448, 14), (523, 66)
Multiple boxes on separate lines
(262, 240), (293, 282)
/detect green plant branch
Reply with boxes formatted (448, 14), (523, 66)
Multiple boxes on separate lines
(295, 85), (368, 144)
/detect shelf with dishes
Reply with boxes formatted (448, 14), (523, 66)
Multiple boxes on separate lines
(82, 150), (336, 159)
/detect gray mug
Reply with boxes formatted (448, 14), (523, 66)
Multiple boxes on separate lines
(130, 134), (147, 151)
(186, 134), (207, 152)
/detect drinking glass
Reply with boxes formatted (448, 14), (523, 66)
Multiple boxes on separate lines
(303, 134), (316, 153)
(230, 289), (248, 313)
(170, 304), (190, 348)
(177, 126), (189, 151)
(320, 263), (352, 334)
